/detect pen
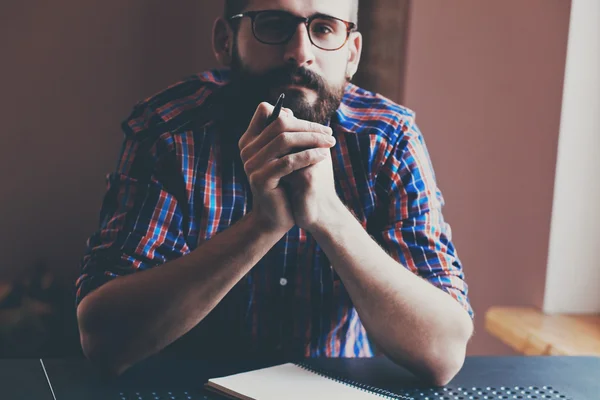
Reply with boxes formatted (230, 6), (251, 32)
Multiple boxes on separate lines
(265, 93), (285, 126)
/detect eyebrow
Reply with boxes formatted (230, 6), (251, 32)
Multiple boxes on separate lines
(310, 12), (339, 20)
(261, 9), (341, 21)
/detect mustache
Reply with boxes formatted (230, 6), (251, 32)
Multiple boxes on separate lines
(260, 65), (325, 91)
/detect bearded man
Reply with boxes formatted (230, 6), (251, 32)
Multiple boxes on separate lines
(75, 0), (474, 386)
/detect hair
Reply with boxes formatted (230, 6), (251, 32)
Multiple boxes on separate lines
(224, 0), (360, 25)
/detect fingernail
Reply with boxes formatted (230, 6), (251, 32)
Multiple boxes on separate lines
(326, 136), (336, 144)
(319, 148), (330, 155)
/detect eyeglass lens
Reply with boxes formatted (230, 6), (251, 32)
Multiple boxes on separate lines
(253, 11), (348, 50)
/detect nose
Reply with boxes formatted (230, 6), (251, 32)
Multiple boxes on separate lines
(283, 23), (315, 67)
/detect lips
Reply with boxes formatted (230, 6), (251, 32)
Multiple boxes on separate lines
(286, 83), (308, 88)
(268, 66), (322, 91)
(287, 77), (317, 90)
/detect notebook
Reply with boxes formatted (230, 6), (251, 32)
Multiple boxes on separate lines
(204, 362), (413, 400)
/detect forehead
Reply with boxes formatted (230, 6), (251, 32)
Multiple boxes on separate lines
(244, 0), (352, 20)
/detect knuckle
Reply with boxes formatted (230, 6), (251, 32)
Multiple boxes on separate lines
(313, 148), (326, 158)
(248, 172), (260, 186)
(309, 121), (320, 131)
(257, 102), (272, 113)
(259, 101), (271, 108)
(276, 131), (291, 145)
(297, 150), (309, 164)
(243, 158), (254, 173)
(272, 117), (286, 132)
(281, 155), (293, 171)
(240, 147), (250, 162)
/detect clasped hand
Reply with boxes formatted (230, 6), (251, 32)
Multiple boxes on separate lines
(238, 102), (339, 234)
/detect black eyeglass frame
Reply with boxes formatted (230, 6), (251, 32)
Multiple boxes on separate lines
(228, 10), (357, 51)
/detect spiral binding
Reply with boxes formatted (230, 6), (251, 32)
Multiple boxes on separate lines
(295, 362), (414, 400)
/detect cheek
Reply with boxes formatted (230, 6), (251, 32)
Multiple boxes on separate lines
(237, 38), (281, 72)
(319, 57), (349, 84)
(317, 51), (351, 78)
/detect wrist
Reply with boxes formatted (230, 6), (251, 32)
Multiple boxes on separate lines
(308, 197), (350, 236)
(246, 210), (291, 238)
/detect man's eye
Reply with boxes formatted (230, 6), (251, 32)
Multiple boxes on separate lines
(313, 24), (334, 34)
(261, 20), (287, 31)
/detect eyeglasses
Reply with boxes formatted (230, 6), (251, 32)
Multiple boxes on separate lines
(229, 10), (357, 51)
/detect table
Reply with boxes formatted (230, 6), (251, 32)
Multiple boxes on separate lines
(1, 356), (599, 399)
(485, 306), (600, 355)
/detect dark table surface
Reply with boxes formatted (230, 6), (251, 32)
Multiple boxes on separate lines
(1, 356), (598, 399)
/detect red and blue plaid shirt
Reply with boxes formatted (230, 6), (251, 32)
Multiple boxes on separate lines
(76, 69), (472, 359)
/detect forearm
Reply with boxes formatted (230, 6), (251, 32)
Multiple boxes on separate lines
(311, 202), (473, 386)
(77, 211), (285, 375)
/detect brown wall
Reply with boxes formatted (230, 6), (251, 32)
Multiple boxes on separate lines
(402, 0), (571, 354)
(0, 1), (221, 283)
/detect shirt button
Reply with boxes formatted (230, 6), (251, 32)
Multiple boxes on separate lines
(279, 277), (288, 286)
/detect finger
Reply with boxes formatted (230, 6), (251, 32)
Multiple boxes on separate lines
(244, 131), (336, 172)
(241, 118), (333, 162)
(282, 118), (331, 134)
(238, 102), (274, 151)
(251, 148), (330, 190)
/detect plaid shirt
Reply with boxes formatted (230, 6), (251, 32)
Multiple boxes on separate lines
(76, 69), (472, 359)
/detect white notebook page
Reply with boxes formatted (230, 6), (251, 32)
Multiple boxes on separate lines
(206, 363), (390, 400)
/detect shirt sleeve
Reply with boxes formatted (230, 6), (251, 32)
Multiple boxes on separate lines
(373, 116), (474, 318)
(75, 132), (191, 306)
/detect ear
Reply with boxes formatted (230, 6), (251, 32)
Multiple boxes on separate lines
(212, 17), (234, 66)
(345, 31), (363, 80)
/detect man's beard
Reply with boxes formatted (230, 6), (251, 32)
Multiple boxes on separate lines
(223, 47), (347, 131)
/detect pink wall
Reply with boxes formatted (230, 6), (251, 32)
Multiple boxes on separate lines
(0, 1), (221, 283)
(402, 0), (571, 354)
(2, 1), (571, 355)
